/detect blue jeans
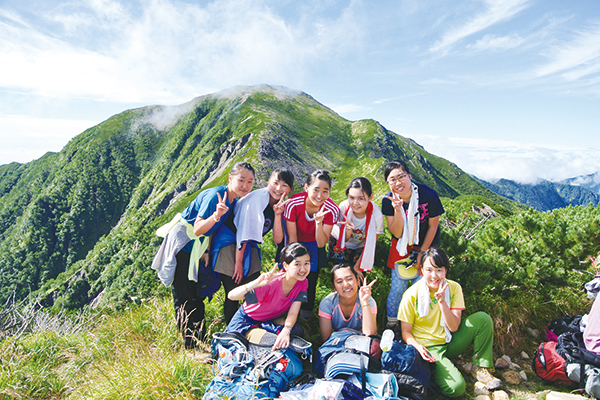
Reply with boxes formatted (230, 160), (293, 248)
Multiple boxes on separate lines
(386, 270), (422, 323)
(225, 307), (302, 336)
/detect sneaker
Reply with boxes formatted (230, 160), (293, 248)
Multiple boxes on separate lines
(471, 366), (503, 390)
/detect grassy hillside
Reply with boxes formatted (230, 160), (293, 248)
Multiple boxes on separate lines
(0, 85), (518, 310)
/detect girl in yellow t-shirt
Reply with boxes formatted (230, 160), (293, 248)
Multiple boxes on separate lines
(398, 248), (502, 397)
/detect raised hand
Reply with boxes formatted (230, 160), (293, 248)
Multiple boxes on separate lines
(359, 276), (377, 305)
(314, 209), (330, 225)
(273, 195), (287, 216)
(339, 216), (355, 231)
(434, 279), (449, 304)
(214, 192), (229, 221)
(384, 192), (404, 213)
(256, 264), (279, 287)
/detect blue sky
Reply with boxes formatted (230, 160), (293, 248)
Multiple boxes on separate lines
(1, 0), (600, 183)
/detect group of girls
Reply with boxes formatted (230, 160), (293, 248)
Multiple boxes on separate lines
(152, 159), (502, 397)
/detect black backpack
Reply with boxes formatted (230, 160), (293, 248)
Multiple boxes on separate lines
(556, 332), (600, 388)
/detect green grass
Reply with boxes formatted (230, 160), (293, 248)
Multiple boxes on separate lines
(0, 296), (214, 400)
(1, 283), (593, 400)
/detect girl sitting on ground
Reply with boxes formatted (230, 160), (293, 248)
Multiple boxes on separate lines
(225, 242), (310, 350)
(399, 247), (502, 397)
(318, 262), (377, 341)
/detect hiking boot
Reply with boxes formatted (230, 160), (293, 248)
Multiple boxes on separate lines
(471, 366), (503, 390)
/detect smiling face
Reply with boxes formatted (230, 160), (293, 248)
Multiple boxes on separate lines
(422, 257), (448, 292)
(332, 266), (358, 300)
(267, 177), (291, 203)
(228, 168), (255, 198)
(283, 254), (311, 282)
(386, 167), (412, 200)
(304, 179), (330, 210)
(347, 187), (371, 217)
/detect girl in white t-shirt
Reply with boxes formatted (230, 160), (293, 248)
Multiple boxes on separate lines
(329, 177), (384, 273)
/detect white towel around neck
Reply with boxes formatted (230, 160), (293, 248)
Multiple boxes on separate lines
(395, 183), (420, 257)
(417, 278), (453, 343)
(337, 202), (377, 272)
(234, 187), (271, 249)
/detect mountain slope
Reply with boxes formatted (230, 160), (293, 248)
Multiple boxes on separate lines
(0, 84), (516, 308)
(561, 171), (600, 194)
(477, 177), (600, 212)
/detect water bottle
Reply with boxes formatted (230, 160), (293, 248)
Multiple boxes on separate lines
(380, 329), (394, 352)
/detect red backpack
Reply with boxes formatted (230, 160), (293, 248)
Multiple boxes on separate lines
(533, 341), (574, 384)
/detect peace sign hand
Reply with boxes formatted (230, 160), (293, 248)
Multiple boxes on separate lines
(339, 216), (355, 231)
(384, 192), (404, 212)
(273, 195), (288, 216)
(359, 276), (377, 305)
(434, 279), (449, 304)
(314, 209), (330, 225)
(213, 192), (229, 221)
(257, 264), (279, 287)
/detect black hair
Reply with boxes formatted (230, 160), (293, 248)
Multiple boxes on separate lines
(280, 242), (310, 266)
(422, 247), (450, 273)
(383, 160), (410, 181)
(330, 262), (359, 286)
(346, 177), (373, 197)
(230, 161), (255, 177)
(305, 169), (332, 189)
(270, 168), (294, 189)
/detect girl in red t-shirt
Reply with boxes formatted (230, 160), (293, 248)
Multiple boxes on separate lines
(283, 169), (340, 320)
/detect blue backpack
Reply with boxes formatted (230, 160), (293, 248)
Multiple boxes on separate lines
(380, 340), (431, 392)
(315, 328), (382, 378)
(203, 331), (309, 400)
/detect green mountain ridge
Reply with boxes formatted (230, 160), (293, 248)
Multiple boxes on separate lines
(0, 84), (517, 309)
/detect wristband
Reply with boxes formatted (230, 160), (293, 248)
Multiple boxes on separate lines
(361, 304), (369, 309)
(213, 213), (220, 222)
(283, 325), (292, 332)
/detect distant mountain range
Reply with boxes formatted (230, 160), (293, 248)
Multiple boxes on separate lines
(476, 174), (600, 212)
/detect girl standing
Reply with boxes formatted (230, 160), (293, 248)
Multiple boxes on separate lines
(212, 168), (294, 323)
(318, 262), (377, 341)
(226, 242), (310, 350)
(151, 162), (255, 349)
(381, 160), (444, 331)
(329, 177), (384, 273)
(283, 170), (340, 320)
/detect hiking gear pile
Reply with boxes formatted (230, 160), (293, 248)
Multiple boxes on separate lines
(202, 330), (311, 400)
(533, 277), (600, 399)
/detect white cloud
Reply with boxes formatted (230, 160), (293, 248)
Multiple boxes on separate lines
(429, 0), (529, 54)
(535, 23), (600, 81)
(0, 0), (364, 105)
(0, 115), (98, 165)
(330, 103), (371, 114)
(469, 33), (524, 51)
(407, 134), (600, 184)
